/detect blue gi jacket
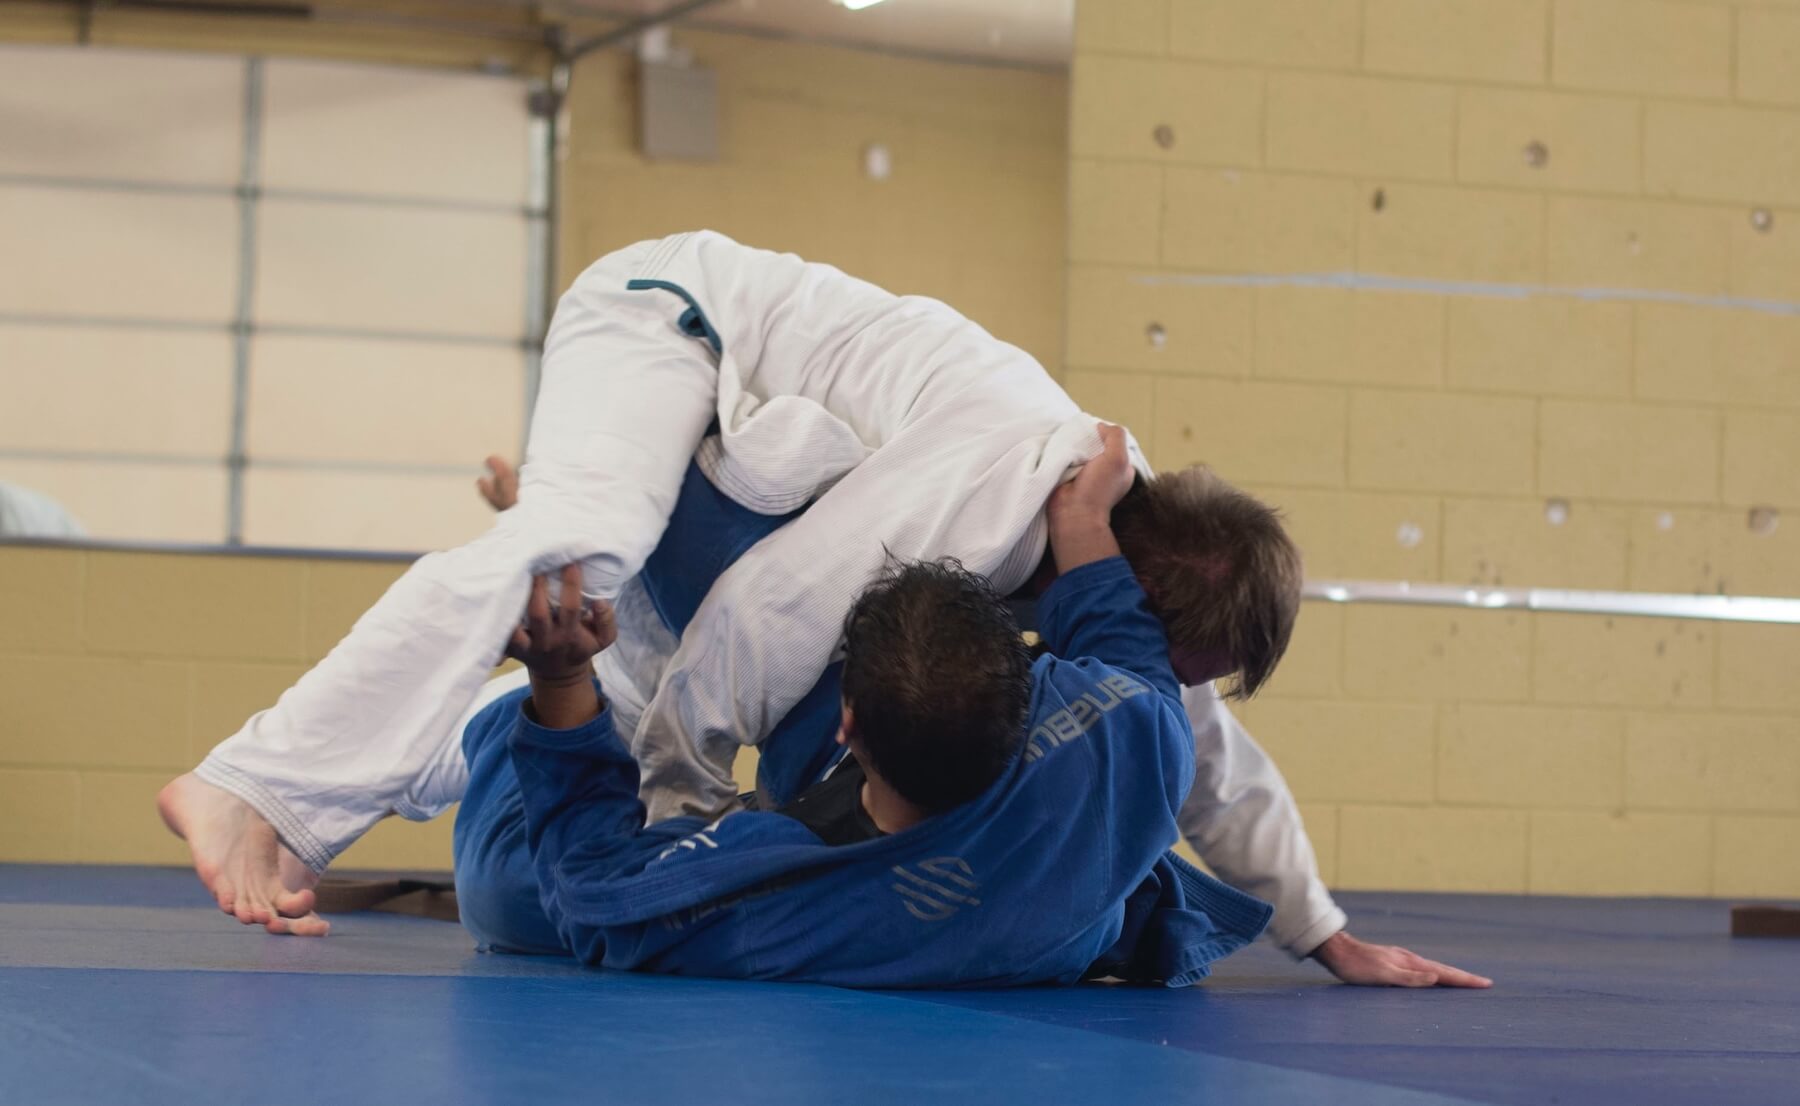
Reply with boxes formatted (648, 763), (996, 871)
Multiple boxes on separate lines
(499, 556), (1271, 987)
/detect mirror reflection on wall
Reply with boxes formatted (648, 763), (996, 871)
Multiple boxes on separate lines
(1, 44), (541, 553)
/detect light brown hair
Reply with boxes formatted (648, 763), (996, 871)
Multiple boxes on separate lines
(1110, 467), (1303, 699)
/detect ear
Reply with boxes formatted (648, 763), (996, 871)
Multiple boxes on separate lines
(836, 704), (855, 747)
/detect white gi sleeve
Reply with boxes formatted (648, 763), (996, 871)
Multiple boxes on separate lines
(1178, 684), (1347, 958)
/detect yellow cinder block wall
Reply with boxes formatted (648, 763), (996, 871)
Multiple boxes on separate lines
(1073, 0), (1800, 897)
(0, 546), (448, 868)
(0, 546), (765, 871)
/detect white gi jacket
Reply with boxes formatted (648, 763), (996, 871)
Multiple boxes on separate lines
(196, 231), (1345, 956)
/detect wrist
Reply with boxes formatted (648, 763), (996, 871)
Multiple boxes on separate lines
(528, 664), (592, 689)
(1048, 505), (1112, 533)
(526, 671), (603, 730)
(1308, 928), (1352, 963)
(1049, 517), (1123, 575)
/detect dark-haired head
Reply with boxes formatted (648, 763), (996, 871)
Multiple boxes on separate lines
(840, 558), (1033, 813)
(1111, 467), (1303, 699)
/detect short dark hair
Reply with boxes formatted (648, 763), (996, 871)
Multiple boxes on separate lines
(1111, 467), (1303, 700)
(840, 558), (1032, 813)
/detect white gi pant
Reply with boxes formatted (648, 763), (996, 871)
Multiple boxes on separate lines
(195, 231), (1345, 957)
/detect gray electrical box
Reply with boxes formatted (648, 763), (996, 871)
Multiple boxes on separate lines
(639, 61), (719, 161)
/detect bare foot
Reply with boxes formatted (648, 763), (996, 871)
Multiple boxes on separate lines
(158, 773), (331, 937)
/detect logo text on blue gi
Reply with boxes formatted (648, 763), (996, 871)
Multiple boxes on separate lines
(655, 818), (727, 863)
(891, 857), (981, 922)
(1022, 672), (1149, 763)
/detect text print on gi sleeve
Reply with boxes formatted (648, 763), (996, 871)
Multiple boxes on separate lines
(1022, 673), (1148, 764)
(655, 818), (726, 862)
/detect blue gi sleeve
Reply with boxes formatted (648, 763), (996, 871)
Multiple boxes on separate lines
(506, 682), (698, 961)
(1035, 556), (1181, 703)
(1028, 557), (1197, 877)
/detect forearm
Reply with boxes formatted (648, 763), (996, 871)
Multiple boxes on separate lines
(1036, 558), (1182, 702)
(507, 691), (648, 875)
(527, 669), (603, 731)
(1049, 508), (1122, 575)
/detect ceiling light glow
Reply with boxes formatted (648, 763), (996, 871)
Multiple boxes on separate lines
(840, 0), (888, 10)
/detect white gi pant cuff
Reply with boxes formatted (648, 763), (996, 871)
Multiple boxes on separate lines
(1281, 904), (1351, 961)
(194, 755), (335, 875)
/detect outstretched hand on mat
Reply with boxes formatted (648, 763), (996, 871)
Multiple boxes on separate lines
(1311, 930), (1492, 988)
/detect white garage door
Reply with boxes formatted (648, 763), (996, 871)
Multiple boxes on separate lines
(0, 44), (546, 551)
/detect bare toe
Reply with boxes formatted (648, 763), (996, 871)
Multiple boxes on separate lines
(275, 887), (316, 918)
(294, 914), (331, 937)
(266, 912), (331, 938)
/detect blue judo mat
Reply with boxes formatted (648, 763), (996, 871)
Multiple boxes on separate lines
(1, 865), (1795, 1105)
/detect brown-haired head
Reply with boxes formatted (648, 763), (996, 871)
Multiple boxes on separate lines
(1110, 466), (1302, 699)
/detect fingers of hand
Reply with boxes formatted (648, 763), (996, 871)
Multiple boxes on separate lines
(1422, 960), (1493, 988)
(1371, 951), (1437, 987)
(506, 626), (531, 660)
(1389, 946), (1491, 988)
(1071, 423), (1133, 506)
(588, 598), (618, 648)
(560, 564), (583, 622)
(526, 574), (551, 640)
(1391, 968), (1439, 987)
